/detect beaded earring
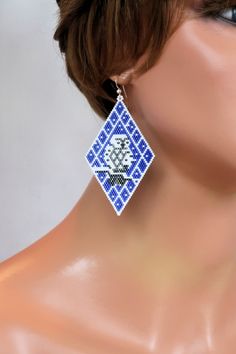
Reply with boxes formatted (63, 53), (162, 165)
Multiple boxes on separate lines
(85, 79), (155, 215)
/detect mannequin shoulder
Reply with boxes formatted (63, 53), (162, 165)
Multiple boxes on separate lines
(0, 230), (89, 353)
(0, 233), (53, 329)
(0, 229), (55, 291)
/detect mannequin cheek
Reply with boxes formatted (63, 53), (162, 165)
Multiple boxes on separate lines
(132, 71), (212, 153)
(134, 60), (236, 162)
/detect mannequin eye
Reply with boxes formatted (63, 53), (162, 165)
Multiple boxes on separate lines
(217, 6), (236, 25)
(198, 3), (236, 26)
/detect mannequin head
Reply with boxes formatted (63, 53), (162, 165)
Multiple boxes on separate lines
(53, 0), (188, 118)
(54, 0), (236, 192)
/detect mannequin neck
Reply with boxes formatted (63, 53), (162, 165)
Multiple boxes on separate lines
(75, 144), (236, 293)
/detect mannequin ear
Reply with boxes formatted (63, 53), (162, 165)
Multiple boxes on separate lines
(110, 69), (135, 86)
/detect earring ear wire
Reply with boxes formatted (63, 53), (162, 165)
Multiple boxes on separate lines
(122, 85), (128, 98)
(114, 79), (128, 99)
(114, 79), (123, 101)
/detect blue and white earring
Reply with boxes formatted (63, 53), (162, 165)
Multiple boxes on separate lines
(85, 79), (155, 216)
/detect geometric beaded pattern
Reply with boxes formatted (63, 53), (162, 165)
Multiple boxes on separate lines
(85, 99), (155, 215)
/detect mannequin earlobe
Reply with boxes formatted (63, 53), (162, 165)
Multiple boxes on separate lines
(110, 68), (135, 86)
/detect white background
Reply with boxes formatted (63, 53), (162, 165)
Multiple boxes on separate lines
(0, 0), (103, 262)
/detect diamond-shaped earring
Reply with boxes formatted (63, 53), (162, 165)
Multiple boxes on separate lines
(85, 79), (155, 216)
